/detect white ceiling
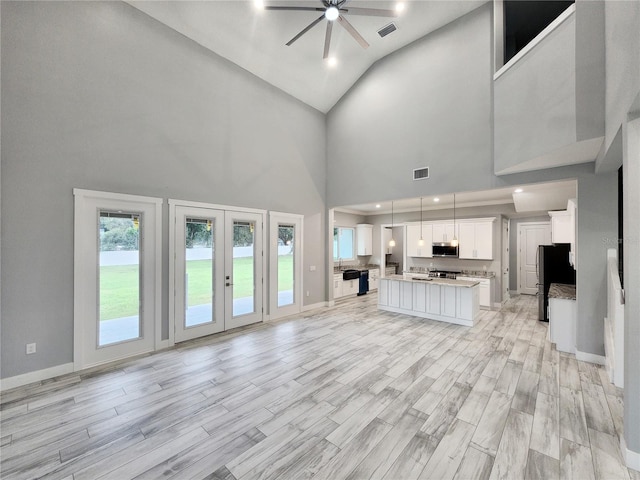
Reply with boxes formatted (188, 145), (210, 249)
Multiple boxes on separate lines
(127, 0), (486, 112)
(336, 179), (578, 216)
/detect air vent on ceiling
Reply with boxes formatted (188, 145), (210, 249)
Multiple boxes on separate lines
(413, 167), (430, 180)
(378, 22), (397, 38)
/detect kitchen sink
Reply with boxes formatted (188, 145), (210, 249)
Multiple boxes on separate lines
(342, 269), (361, 280)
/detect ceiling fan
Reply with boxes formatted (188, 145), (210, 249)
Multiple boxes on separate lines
(264, 0), (398, 59)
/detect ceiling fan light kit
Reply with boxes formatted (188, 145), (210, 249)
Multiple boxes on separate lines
(264, 0), (398, 59)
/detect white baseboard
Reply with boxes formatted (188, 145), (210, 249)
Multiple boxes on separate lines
(0, 362), (75, 392)
(621, 435), (640, 471)
(576, 349), (606, 365)
(303, 301), (328, 312)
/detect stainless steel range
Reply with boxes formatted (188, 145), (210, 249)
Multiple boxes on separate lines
(427, 270), (460, 280)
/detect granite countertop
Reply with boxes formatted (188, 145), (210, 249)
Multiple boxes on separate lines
(549, 283), (576, 300)
(383, 274), (480, 288)
(406, 267), (495, 278)
(333, 264), (380, 273)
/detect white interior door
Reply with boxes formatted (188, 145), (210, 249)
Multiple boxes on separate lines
(174, 206), (225, 343)
(225, 211), (264, 330)
(74, 190), (162, 370)
(518, 222), (551, 295)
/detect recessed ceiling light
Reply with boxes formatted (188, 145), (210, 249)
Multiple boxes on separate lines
(254, 0), (264, 9)
(395, 2), (405, 13)
(326, 57), (338, 68)
(375, 204), (381, 208)
(514, 188), (523, 193)
(433, 198), (440, 202)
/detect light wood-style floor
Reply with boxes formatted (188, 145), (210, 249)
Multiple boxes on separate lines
(1, 294), (638, 480)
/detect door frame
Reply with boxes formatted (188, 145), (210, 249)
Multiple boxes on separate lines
(269, 211), (304, 320)
(517, 221), (551, 295)
(73, 189), (163, 371)
(168, 199), (266, 347)
(502, 218), (510, 303)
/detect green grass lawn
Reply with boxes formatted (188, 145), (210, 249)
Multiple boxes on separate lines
(99, 255), (294, 320)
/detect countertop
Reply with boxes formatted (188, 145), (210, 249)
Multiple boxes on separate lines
(333, 264), (380, 273)
(406, 268), (495, 278)
(383, 274), (480, 288)
(549, 283), (576, 300)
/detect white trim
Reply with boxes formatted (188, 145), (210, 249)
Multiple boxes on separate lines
(168, 198), (266, 216)
(622, 446), (640, 471)
(167, 200), (177, 347)
(269, 212), (304, 320)
(73, 189), (163, 371)
(74, 188), (163, 206)
(575, 350), (606, 366)
(0, 363), (74, 392)
(378, 304), (473, 327)
(303, 301), (328, 312)
(494, 4), (576, 80)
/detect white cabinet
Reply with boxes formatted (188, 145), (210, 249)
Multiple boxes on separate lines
(405, 224), (432, 257)
(378, 278), (389, 306)
(458, 220), (494, 260)
(427, 284), (441, 315)
(382, 227), (393, 255)
(342, 279), (359, 297)
(440, 285), (457, 317)
(369, 268), (380, 291)
(549, 297), (576, 354)
(333, 274), (343, 299)
(356, 224), (373, 256)
(549, 210), (572, 244)
(432, 223), (457, 243)
(458, 276), (492, 308)
(389, 280), (400, 307)
(412, 283), (427, 312)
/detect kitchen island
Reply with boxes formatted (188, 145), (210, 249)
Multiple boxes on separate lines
(378, 274), (480, 326)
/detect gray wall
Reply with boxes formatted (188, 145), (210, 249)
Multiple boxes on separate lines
(575, 173), (618, 356)
(494, 10), (577, 174)
(1, 1), (326, 378)
(623, 116), (640, 458)
(602, 0), (640, 159)
(326, 5), (494, 208)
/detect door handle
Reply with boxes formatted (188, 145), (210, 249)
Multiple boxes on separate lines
(226, 282), (233, 287)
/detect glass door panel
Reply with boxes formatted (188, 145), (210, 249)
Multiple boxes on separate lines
(226, 211), (263, 329)
(277, 224), (295, 307)
(98, 212), (141, 347)
(232, 221), (256, 317)
(174, 206), (224, 343)
(185, 218), (214, 327)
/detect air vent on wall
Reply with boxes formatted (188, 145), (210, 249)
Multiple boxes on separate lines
(378, 22), (397, 38)
(413, 167), (429, 180)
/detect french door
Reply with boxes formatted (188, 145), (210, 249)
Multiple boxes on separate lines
(171, 201), (264, 343)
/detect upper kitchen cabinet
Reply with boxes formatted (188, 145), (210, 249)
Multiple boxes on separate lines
(432, 223), (457, 243)
(356, 224), (373, 256)
(549, 210), (572, 243)
(458, 218), (495, 260)
(406, 224), (433, 258)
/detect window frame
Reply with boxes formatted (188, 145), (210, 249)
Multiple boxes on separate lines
(333, 226), (356, 261)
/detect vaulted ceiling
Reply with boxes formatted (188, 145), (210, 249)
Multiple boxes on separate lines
(127, 0), (486, 112)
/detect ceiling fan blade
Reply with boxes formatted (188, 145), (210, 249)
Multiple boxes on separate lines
(340, 7), (398, 17)
(285, 14), (326, 46)
(323, 21), (333, 59)
(264, 6), (325, 12)
(337, 15), (369, 49)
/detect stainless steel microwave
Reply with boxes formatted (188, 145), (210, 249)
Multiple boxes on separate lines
(432, 243), (459, 257)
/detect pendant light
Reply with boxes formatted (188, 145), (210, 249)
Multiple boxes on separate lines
(417, 197), (425, 247)
(451, 193), (459, 247)
(389, 201), (396, 247)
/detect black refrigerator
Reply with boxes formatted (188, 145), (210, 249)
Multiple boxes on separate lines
(538, 244), (576, 321)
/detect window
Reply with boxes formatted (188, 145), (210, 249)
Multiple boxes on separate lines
(333, 227), (355, 260)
